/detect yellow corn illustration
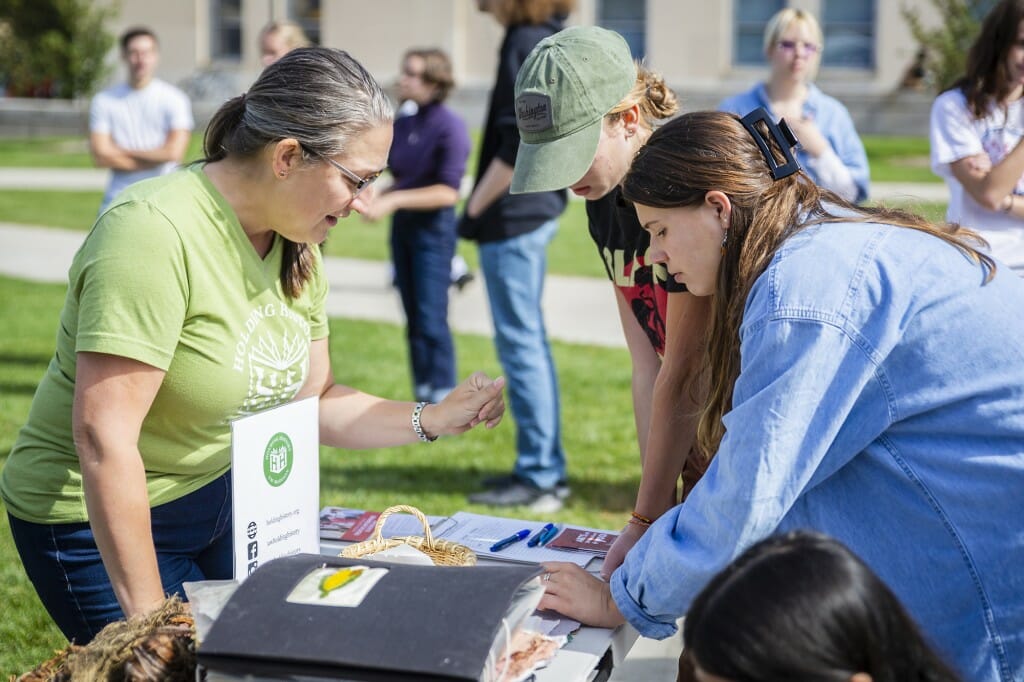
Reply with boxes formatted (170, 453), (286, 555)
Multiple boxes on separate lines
(318, 567), (364, 597)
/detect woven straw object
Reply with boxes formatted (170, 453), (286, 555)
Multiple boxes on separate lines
(339, 504), (476, 566)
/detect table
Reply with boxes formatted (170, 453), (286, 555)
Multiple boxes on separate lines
(201, 540), (638, 682)
(319, 539), (639, 682)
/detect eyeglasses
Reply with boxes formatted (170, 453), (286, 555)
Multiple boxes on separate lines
(315, 152), (384, 198)
(776, 40), (820, 55)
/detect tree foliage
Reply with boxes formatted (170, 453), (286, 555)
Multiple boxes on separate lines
(0, 0), (118, 98)
(902, 0), (997, 93)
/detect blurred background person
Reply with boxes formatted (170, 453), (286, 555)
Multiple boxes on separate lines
(719, 8), (869, 203)
(678, 531), (962, 682)
(259, 20), (311, 68)
(89, 27), (193, 214)
(931, 0), (1024, 273)
(362, 48), (471, 403)
(461, 0), (574, 512)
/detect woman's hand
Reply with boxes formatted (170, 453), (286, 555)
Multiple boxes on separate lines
(359, 192), (395, 223)
(421, 371), (505, 437)
(538, 562), (627, 628)
(600, 522), (647, 580)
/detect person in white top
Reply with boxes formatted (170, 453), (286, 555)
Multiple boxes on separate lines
(89, 27), (194, 213)
(931, 0), (1024, 273)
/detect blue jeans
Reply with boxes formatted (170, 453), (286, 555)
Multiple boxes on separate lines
(391, 207), (458, 402)
(479, 220), (565, 489)
(8, 471), (233, 644)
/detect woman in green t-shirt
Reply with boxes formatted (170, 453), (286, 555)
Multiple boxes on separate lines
(1, 47), (505, 645)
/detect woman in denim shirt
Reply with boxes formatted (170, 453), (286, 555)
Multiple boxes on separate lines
(719, 8), (869, 203)
(539, 110), (1024, 682)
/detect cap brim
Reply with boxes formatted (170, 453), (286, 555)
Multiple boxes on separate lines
(510, 118), (602, 195)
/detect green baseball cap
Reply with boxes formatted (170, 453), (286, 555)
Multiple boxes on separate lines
(511, 26), (637, 195)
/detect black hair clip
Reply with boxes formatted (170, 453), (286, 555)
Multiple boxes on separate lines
(739, 107), (801, 181)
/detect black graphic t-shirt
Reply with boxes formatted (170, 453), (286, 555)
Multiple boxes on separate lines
(586, 187), (687, 357)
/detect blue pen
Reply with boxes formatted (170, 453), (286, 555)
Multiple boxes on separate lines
(538, 523), (560, 546)
(527, 523), (556, 547)
(490, 529), (531, 552)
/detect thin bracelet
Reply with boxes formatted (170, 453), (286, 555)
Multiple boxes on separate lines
(411, 401), (438, 442)
(630, 511), (653, 526)
(627, 517), (651, 529)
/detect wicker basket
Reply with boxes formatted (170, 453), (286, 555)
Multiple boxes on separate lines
(339, 504), (477, 566)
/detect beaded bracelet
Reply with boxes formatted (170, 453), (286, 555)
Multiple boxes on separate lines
(630, 511), (653, 526)
(412, 401), (438, 442)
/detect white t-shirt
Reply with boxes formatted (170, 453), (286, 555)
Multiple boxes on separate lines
(931, 88), (1024, 270)
(89, 78), (194, 211)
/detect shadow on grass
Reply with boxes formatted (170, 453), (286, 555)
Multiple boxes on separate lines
(0, 351), (51, 367)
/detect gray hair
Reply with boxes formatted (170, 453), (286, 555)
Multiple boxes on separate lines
(204, 46), (393, 163)
(202, 47), (392, 300)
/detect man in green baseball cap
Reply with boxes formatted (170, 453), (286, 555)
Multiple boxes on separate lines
(511, 25), (637, 194)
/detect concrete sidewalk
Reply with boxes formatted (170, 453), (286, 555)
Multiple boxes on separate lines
(0, 222), (626, 348)
(0, 166), (952, 202)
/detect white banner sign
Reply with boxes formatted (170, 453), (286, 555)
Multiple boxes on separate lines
(230, 396), (319, 581)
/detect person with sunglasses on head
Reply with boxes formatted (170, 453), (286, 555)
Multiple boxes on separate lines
(510, 25), (709, 576)
(0, 47), (506, 646)
(678, 531), (963, 682)
(361, 48), (471, 404)
(931, 0), (1024, 274)
(719, 8), (869, 203)
(535, 109), (1024, 682)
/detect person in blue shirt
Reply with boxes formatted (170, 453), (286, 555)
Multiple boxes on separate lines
(363, 48), (471, 404)
(719, 8), (869, 203)
(538, 110), (1024, 682)
(679, 531), (962, 682)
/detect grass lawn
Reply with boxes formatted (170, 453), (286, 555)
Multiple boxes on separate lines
(861, 134), (937, 184)
(0, 274), (640, 676)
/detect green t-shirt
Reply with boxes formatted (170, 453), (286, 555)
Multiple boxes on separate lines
(0, 165), (329, 523)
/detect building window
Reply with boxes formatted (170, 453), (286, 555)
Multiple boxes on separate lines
(734, 0), (784, 65)
(821, 0), (875, 68)
(289, 0), (321, 46)
(211, 0), (242, 59)
(597, 0), (645, 59)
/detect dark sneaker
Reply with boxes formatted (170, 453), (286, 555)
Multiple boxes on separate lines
(480, 473), (570, 500)
(469, 479), (564, 513)
(452, 272), (475, 291)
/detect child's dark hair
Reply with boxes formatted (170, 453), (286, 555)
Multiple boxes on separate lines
(680, 531), (962, 682)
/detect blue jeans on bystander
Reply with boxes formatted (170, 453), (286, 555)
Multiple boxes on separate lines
(8, 470), (233, 644)
(478, 220), (565, 490)
(391, 207), (458, 403)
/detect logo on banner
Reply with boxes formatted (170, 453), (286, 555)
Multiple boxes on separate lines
(263, 432), (294, 487)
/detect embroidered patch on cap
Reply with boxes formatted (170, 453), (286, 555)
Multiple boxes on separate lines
(516, 93), (553, 133)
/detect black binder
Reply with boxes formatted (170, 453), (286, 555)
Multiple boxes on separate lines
(198, 553), (542, 681)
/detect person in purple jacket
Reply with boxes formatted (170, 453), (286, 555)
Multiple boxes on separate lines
(363, 48), (471, 403)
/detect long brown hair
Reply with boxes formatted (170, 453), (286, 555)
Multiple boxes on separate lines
(489, 0), (575, 26)
(621, 111), (995, 459)
(956, 0), (1024, 118)
(203, 47), (392, 298)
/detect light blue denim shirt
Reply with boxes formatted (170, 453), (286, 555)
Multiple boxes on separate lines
(719, 83), (870, 203)
(611, 220), (1024, 682)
